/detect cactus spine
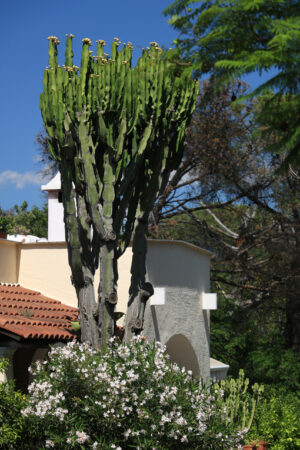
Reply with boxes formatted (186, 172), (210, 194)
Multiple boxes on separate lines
(40, 36), (198, 348)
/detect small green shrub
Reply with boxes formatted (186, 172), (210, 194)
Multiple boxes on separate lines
(247, 386), (300, 449)
(0, 358), (29, 449)
(22, 338), (262, 449)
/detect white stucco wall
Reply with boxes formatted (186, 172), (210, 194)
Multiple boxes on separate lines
(48, 191), (65, 242)
(143, 240), (213, 378)
(146, 240), (212, 292)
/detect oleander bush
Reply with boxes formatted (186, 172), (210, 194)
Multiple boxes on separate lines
(21, 338), (261, 449)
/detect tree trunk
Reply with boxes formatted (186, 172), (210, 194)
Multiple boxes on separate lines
(98, 243), (118, 346)
(124, 218), (153, 343)
(285, 295), (300, 352)
(76, 280), (100, 347)
(60, 158), (100, 348)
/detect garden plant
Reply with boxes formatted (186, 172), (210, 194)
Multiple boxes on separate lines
(20, 337), (262, 449)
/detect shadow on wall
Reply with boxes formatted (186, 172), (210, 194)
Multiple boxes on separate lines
(166, 334), (200, 378)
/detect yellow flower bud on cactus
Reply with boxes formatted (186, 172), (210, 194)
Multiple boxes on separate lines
(47, 36), (60, 44)
(82, 38), (92, 46)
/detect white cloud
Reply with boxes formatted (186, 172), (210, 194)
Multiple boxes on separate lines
(0, 170), (44, 189)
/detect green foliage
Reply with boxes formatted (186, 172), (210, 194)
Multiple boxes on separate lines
(21, 339), (261, 449)
(0, 201), (48, 237)
(210, 294), (300, 393)
(0, 214), (13, 234)
(210, 295), (248, 377)
(0, 358), (29, 449)
(247, 346), (300, 394)
(247, 386), (300, 449)
(164, 0), (300, 167)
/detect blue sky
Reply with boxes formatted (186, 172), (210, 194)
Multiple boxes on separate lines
(0, 0), (178, 210)
(0, 0), (270, 211)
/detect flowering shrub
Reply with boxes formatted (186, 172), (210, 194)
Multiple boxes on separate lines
(0, 358), (29, 448)
(23, 338), (258, 449)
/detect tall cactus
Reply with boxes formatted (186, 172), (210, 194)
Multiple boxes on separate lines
(40, 35), (198, 348)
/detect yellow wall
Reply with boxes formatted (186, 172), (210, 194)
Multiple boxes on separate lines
(0, 238), (212, 321)
(0, 239), (213, 380)
(0, 239), (19, 283)
(18, 242), (132, 315)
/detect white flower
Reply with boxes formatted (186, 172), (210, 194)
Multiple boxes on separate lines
(176, 416), (187, 426)
(160, 414), (171, 424)
(124, 429), (131, 439)
(75, 430), (89, 444)
(45, 440), (55, 448)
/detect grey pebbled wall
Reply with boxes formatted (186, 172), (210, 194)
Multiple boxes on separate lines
(143, 240), (213, 379)
(143, 287), (210, 378)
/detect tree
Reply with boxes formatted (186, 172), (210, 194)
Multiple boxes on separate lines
(40, 36), (197, 348)
(150, 79), (300, 355)
(0, 202), (48, 237)
(163, 0), (300, 168)
(35, 131), (59, 180)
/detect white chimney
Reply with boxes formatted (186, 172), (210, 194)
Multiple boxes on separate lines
(41, 172), (65, 242)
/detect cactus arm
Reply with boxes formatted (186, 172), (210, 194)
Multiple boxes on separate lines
(118, 120), (153, 198)
(116, 180), (141, 258)
(76, 111), (108, 238)
(101, 147), (116, 241)
(77, 38), (91, 110)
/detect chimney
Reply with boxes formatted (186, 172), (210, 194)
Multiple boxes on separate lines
(41, 172), (65, 242)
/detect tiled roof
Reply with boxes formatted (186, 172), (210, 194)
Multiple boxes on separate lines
(0, 283), (78, 341)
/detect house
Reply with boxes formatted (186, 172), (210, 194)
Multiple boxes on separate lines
(0, 282), (77, 391)
(0, 174), (229, 386)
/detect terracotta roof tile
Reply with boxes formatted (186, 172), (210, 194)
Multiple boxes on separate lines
(0, 283), (78, 342)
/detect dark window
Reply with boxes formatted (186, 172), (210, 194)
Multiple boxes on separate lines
(58, 191), (63, 203)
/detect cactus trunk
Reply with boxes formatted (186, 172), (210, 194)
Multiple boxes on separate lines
(98, 243), (118, 346)
(76, 281), (100, 347)
(123, 215), (150, 342)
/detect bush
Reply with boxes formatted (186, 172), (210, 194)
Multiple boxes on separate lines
(0, 358), (29, 449)
(247, 386), (300, 449)
(22, 338), (261, 449)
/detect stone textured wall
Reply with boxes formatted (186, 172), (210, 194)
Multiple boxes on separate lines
(143, 287), (210, 378)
